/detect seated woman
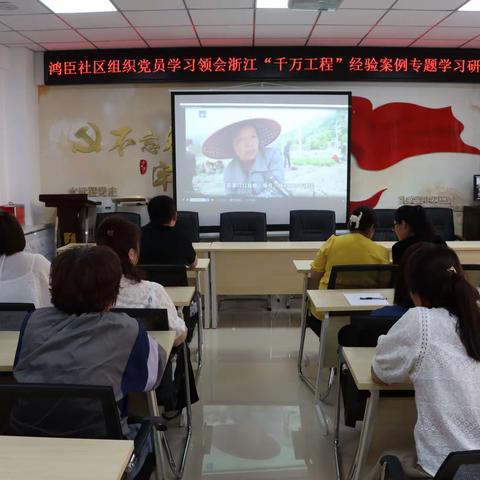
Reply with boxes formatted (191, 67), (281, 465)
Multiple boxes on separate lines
(392, 205), (444, 265)
(310, 205), (390, 294)
(0, 212), (51, 307)
(372, 242), (422, 319)
(96, 215), (198, 418)
(13, 246), (167, 479)
(96, 215), (187, 346)
(371, 244), (480, 479)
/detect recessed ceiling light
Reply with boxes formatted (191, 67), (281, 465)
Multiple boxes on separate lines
(459, 0), (480, 11)
(256, 0), (288, 8)
(39, 0), (117, 13)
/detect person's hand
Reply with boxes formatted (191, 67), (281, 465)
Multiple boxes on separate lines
(173, 328), (187, 346)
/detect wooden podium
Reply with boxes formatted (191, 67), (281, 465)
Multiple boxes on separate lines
(39, 194), (98, 246)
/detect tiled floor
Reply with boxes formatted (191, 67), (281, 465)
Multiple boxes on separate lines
(165, 298), (360, 480)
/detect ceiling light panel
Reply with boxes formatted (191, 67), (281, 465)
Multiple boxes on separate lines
(39, 0), (117, 14)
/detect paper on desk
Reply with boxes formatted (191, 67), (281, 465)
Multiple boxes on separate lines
(344, 292), (390, 306)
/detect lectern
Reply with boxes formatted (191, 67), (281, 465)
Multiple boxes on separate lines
(39, 194), (98, 246)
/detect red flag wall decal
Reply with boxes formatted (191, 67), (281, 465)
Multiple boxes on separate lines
(351, 97), (480, 171)
(349, 188), (387, 213)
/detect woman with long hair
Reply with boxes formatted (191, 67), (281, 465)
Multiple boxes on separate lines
(96, 215), (198, 418)
(371, 244), (480, 478)
(392, 205), (444, 264)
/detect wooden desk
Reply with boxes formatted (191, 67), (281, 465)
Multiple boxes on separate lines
(305, 289), (394, 435)
(0, 435), (133, 480)
(56, 243), (213, 330)
(0, 330), (175, 480)
(191, 258), (211, 332)
(209, 241), (325, 327)
(336, 348), (413, 480)
(164, 286), (195, 307)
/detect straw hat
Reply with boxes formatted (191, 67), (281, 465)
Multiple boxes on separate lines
(202, 118), (281, 159)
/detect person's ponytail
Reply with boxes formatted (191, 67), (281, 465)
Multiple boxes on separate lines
(450, 272), (480, 360)
(406, 244), (480, 361)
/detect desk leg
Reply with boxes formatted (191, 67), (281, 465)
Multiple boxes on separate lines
(297, 274), (314, 392)
(204, 261), (211, 329)
(347, 391), (379, 480)
(313, 312), (332, 436)
(195, 271), (203, 372)
(146, 390), (167, 480)
(334, 351), (344, 480)
(210, 252), (218, 329)
(161, 343), (193, 478)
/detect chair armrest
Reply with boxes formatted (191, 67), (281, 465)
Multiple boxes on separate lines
(380, 455), (406, 480)
(127, 415), (167, 431)
(125, 416), (168, 474)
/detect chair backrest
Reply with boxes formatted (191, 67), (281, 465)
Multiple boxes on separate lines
(0, 383), (123, 439)
(0, 303), (35, 331)
(462, 264), (480, 288)
(176, 211), (200, 243)
(339, 315), (400, 347)
(328, 264), (398, 290)
(219, 212), (267, 242)
(94, 212), (142, 235)
(373, 209), (397, 241)
(435, 450), (480, 480)
(289, 210), (336, 241)
(139, 264), (188, 287)
(424, 207), (455, 241)
(111, 308), (169, 331)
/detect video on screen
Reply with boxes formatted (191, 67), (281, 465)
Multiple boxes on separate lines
(173, 92), (350, 226)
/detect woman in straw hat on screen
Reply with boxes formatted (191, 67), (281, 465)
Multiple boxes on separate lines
(202, 118), (286, 196)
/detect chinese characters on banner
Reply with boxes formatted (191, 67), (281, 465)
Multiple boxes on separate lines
(47, 55), (480, 80)
(71, 123), (172, 191)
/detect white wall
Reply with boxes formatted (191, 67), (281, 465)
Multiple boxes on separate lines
(0, 45), (8, 209)
(0, 47), (40, 225)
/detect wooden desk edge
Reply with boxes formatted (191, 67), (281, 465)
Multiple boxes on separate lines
(342, 347), (412, 391)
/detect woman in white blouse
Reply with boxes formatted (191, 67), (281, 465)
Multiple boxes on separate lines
(0, 212), (51, 307)
(95, 215), (187, 346)
(370, 244), (480, 479)
(96, 215), (199, 418)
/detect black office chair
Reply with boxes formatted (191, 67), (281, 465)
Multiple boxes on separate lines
(0, 383), (164, 480)
(462, 264), (480, 287)
(373, 209), (397, 241)
(0, 303), (35, 331)
(111, 308), (192, 479)
(424, 207), (456, 241)
(219, 212), (267, 242)
(140, 264), (189, 288)
(218, 212), (270, 310)
(95, 212), (142, 236)
(327, 264), (399, 291)
(381, 450), (480, 479)
(176, 211), (200, 243)
(337, 315), (409, 428)
(138, 264), (202, 368)
(289, 210), (336, 241)
(111, 308), (169, 331)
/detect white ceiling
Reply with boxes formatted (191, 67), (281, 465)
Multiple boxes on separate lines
(0, 0), (478, 51)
